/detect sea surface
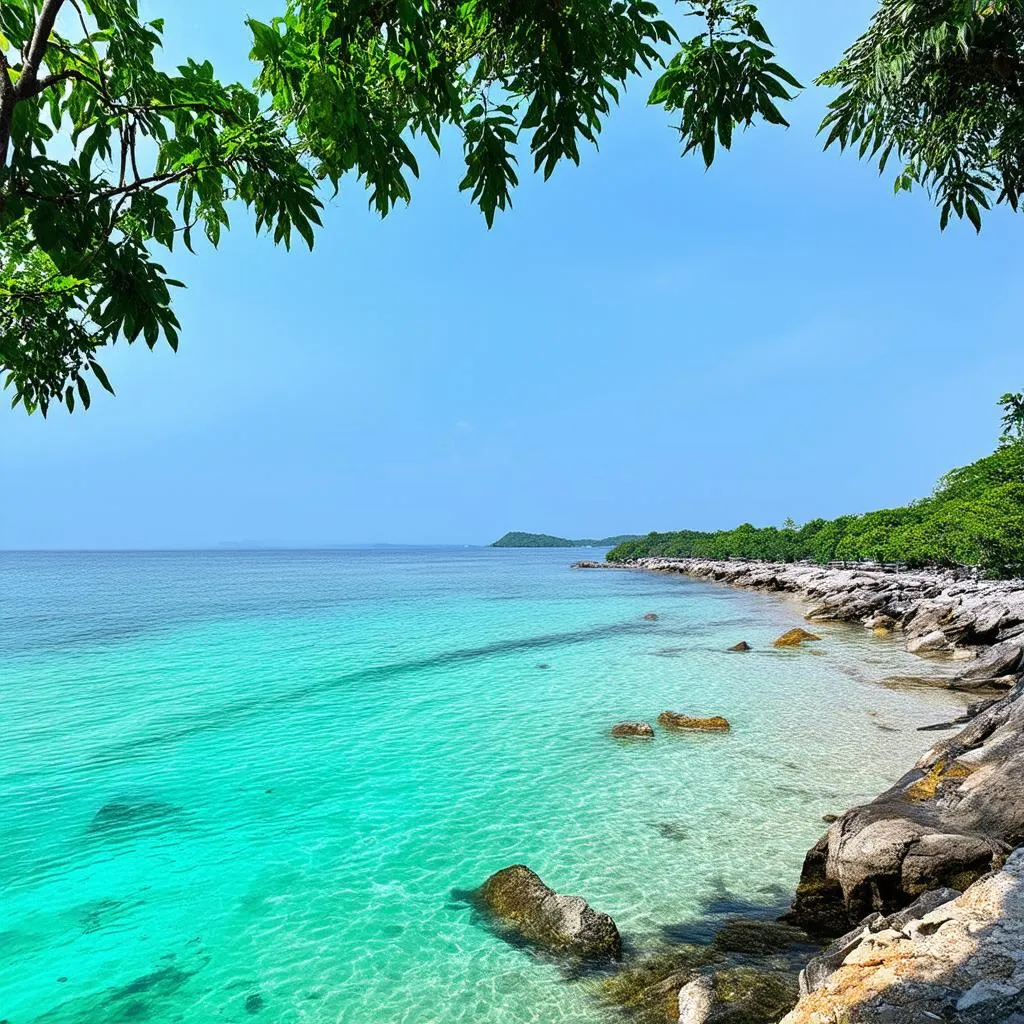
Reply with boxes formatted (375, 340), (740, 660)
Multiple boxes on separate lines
(1, 549), (968, 1024)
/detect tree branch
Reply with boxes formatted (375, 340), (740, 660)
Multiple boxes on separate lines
(15, 0), (67, 100)
(0, 48), (14, 163)
(18, 67), (95, 99)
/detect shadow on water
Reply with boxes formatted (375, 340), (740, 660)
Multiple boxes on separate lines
(86, 800), (183, 839)
(33, 952), (210, 1024)
(57, 620), (658, 774)
(655, 881), (796, 948)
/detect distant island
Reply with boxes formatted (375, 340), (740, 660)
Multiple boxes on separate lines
(492, 532), (640, 548)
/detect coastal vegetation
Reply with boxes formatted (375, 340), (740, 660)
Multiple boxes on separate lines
(608, 395), (1024, 578)
(492, 532), (638, 548)
(3, 1), (1024, 412)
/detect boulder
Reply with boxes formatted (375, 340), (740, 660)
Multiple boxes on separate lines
(478, 865), (621, 959)
(773, 628), (822, 648)
(678, 968), (799, 1024)
(658, 712), (731, 732)
(728, 641), (751, 652)
(611, 721), (655, 739)
(644, 612), (659, 621)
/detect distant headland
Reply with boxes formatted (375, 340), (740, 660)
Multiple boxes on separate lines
(491, 532), (639, 549)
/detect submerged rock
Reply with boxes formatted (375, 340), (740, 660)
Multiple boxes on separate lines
(773, 629), (822, 648)
(478, 865), (621, 959)
(88, 800), (180, 836)
(728, 641), (751, 652)
(600, 945), (720, 1024)
(644, 612), (660, 621)
(658, 712), (731, 732)
(611, 721), (655, 739)
(678, 967), (799, 1024)
(711, 919), (810, 956)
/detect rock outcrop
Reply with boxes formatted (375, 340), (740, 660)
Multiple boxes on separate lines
(600, 559), (1024, 692)
(788, 679), (1024, 937)
(781, 849), (1024, 1023)
(611, 721), (655, 739)
(729, 641), (751, 652)
(479, 865), (622, 959)
(658, 712), (731, 732)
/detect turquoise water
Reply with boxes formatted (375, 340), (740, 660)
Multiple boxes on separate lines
(1, 549), (966, 1024)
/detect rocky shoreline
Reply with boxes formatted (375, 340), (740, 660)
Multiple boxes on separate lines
(574, 558), (1024, 1023)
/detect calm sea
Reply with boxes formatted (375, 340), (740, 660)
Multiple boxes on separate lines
(1, 549), (964, 1023)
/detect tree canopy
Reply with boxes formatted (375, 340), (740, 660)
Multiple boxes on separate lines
(2, 0), (1022, 413)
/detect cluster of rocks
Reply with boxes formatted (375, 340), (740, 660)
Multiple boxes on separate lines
(610, 714), (731, 739)
(615, 558), (1024, 691)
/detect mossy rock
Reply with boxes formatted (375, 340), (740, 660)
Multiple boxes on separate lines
(678, 967), (799, 1024)
(711, 919), (811, 956)
(599, 945), (721, 1023)
(903, 759), (976, 803)
(479, 865), (621, 960)
(658, 711), (731, 732)
(773, 628), (822, 648)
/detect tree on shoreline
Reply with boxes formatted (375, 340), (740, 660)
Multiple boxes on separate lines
(2, 0), (1022, 413)
(608, 393), (1024, 578)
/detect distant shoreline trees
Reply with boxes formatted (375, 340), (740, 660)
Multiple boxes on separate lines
(607, 395), (1024, 579)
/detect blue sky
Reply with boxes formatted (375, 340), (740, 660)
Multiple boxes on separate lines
(2, 1), (1022, 549)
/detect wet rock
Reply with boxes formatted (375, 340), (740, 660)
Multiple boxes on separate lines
(821, 814), (839, 824)
(728, 642), (751, 652)
(479, 865), (621, 959)
(773, 629), (822, 648)
(711, 919), (810, 956)
(678, 967), (800, 1024)
(611, 721), (655, 739)
(244, 993), (264, 1014)
(600, 945), (720, 1024)
(644, 613), (660, 621)
(658, 712), (731, 732)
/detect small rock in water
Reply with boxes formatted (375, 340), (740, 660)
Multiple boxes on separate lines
(57, 977), (68, 983)
(773, 628), (822, 648)
(478, 864), (621, 959)
(536, 663), (550, 670)
(658, 711), (730, 732)
(611, 721), (655, 739)
(244, 993), (264, 1014)
(643, 612), (659, 621)
(822, 813), (839, 824)
(728, 641), (751, 652)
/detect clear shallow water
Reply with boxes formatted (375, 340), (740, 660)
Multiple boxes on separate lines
(1, 549), (967, 1024)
